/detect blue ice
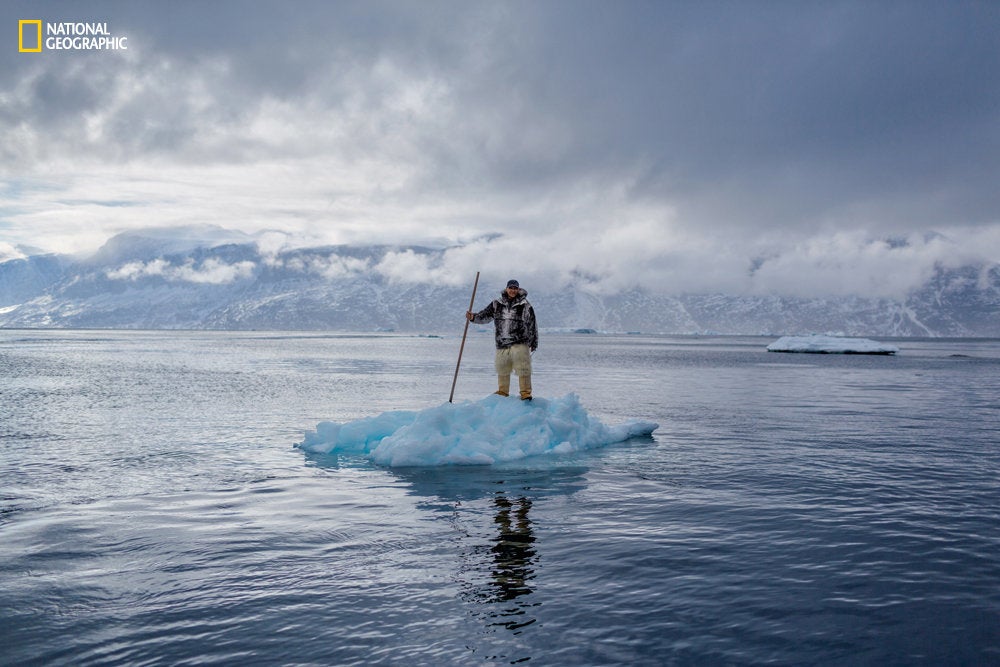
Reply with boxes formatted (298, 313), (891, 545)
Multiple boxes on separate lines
(298, 393), (658, 467)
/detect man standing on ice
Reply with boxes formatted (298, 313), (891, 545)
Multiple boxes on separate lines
(467, 279), (538, 400)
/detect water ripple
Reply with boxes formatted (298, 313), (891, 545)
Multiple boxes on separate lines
(2, 332), (999, 665)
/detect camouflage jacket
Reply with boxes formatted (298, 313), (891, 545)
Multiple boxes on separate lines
(472, 288), (538, 351)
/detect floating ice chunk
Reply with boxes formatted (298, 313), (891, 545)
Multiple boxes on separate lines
(767, 335), (899, 355)
(301, 409), (420, 454)
(298, 393), (658, 467)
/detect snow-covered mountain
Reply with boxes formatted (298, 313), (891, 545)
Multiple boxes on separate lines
(1, 229), (998, 336)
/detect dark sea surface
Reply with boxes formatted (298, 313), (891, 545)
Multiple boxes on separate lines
(1, 329), (998, 666)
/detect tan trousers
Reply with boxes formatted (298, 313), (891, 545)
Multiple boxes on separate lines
(495, 344), (532, 398)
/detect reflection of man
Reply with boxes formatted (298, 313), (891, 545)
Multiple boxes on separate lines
(490, 493), (536, 603)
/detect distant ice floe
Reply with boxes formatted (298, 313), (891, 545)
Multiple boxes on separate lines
(298, 393), (658, 467)
(767, 335), (899, 355)
(540, 327), (603, 334)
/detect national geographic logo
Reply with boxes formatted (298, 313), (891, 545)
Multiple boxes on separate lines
(18, 19), (129, 52)
(18, 20), (41, 52)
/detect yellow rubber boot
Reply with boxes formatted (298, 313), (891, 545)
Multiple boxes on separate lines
(496, 375), (510, 397)
(519, 374), (532, 401)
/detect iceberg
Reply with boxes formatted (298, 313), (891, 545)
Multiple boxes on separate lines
(766, 335), (899, 355)
(298, 393), (658, 467)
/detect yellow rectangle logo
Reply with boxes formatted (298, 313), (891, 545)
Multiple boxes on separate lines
(19, 19), (42, 52)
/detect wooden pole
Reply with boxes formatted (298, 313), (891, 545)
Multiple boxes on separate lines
(449, 271), (480, 403)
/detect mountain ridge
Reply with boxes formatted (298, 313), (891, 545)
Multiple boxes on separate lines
(1, 231), (998, 336)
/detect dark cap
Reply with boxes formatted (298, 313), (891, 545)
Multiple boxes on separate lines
(506, 279), (519, 289)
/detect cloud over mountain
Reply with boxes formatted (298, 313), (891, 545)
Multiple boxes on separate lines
(2, 2), (999, 301)
(1, 227), (997, 336)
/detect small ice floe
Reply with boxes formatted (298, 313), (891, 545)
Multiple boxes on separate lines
(298, 393), (658, 467)
(767, 335), (899, 355)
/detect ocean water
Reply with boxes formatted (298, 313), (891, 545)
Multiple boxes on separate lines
(1, 329), (998, 666)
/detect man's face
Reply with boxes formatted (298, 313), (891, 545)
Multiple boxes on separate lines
(505, 286), (519, 298)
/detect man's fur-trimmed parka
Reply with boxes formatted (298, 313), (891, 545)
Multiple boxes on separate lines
(472, 288), (538, 351)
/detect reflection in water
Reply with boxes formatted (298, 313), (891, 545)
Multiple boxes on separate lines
(328, 465), (588, 661)
(486, 493), (537, 631)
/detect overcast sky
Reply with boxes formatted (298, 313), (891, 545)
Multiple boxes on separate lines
(2, 0), (999, 297)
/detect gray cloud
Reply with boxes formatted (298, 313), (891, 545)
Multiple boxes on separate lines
(1, 0), (999, 298)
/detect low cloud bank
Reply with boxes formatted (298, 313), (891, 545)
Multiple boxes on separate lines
(107, 258), (256, 284)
